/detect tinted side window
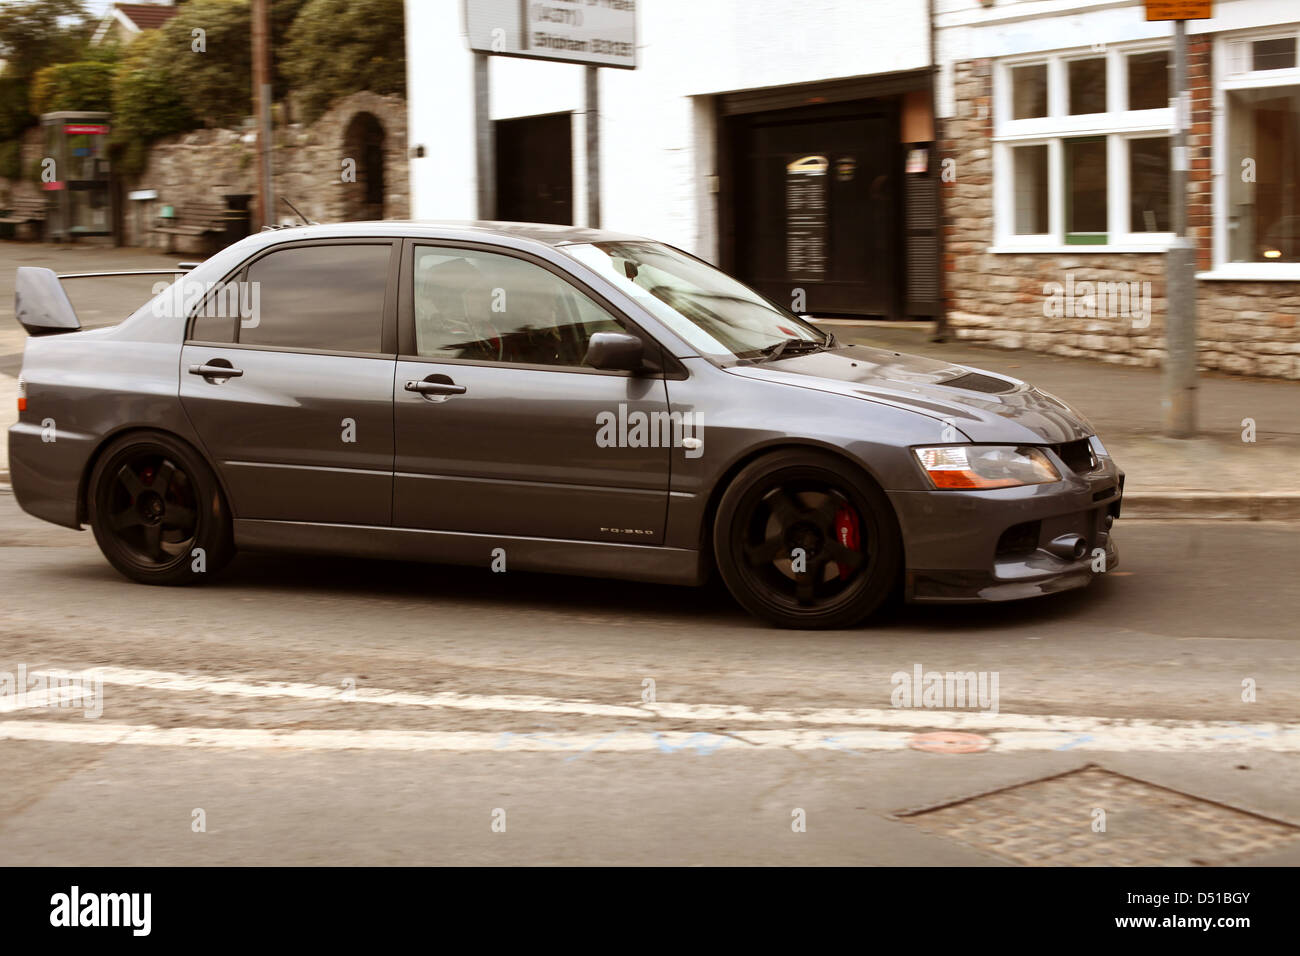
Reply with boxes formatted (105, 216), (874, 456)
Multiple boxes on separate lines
(413, 246), (624, 367)
(240, 243), (391, 353)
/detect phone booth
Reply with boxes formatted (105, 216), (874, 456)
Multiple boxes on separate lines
(40, 111), (114, 241)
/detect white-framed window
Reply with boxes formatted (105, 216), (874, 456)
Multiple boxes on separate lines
(992, 43), (1174, 252)
(1209, 26), (1300, 279)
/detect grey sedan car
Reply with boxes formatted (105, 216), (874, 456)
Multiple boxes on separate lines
(9, 221), (1121, 628)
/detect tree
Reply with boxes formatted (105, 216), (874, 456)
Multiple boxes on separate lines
(283, 0), (405, 123)
(157, 0), (253, 127)
(30, 61), (114, 115)
(0, 0), (90, 82)
(110, 30), (197, 174)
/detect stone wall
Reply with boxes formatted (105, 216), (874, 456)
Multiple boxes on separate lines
(1, 92), (408, 252)
(121, 90), (408, 251)
(940, 43), (1300, 380)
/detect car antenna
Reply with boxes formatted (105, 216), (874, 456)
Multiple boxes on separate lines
(281, 197), (316, 226)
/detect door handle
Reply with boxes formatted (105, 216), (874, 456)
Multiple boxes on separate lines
(405, 379), (466, 396)
(188, 363), (243, 378)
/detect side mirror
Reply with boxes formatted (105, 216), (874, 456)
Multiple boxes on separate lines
(14, 267), (80, 336)
(584, 331), (644, 372)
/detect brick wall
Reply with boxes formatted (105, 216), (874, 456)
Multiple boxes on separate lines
(939, 42), (1300, 380)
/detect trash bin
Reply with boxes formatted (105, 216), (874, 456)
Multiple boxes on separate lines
(223, 193), (253, 246)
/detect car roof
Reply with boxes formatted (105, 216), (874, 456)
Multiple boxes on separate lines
(250, 219), (650, 249)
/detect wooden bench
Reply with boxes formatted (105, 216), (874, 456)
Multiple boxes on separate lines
(0, 197), (48, 239)
(155, 201), (231, 254)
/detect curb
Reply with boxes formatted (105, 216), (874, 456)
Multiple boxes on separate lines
(0, 476), (1295, 518)
(1123, 492), (1300, 520)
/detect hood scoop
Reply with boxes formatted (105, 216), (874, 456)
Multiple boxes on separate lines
(939, 371), (1015, 394)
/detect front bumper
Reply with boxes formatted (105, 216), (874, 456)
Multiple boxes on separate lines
(890, 455), (1124, 603)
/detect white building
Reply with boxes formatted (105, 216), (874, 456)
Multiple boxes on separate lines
(404, 0), (941, 319)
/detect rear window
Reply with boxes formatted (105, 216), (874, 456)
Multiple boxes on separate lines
(238, 243), (391, 353)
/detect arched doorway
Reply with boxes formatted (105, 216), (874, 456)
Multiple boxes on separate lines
(342, 112), (386, 220)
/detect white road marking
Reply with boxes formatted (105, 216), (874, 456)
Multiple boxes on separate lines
(41, 666), (646, 718)
(6, 665), (1295, 754)
(29, 666), (1292, 737)
(0, 721), (1296, 754)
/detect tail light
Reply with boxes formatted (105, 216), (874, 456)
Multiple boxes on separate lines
(16, 374), (25, 412)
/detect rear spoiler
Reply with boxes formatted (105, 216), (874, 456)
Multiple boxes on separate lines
(14, 263), (200, 336)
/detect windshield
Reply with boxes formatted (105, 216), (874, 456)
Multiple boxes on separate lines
(563, 240), (829, 361)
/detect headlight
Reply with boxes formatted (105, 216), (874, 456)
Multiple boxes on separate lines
(913, 445), (1060, 489)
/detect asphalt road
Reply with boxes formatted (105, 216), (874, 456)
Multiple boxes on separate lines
(0, 490), (1297, 865)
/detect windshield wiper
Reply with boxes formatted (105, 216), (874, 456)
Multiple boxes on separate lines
(756, 337), (826, 363)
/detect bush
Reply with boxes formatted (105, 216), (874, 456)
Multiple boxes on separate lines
(0, 75), (33, 141)
(29, 61), (114, 115)
(283, 0), (405, 123)
(109, 30), (197, 174)
(158, 0), (252, 127)
(0, 138), (21, 179)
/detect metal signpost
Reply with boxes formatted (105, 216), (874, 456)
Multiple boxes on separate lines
(1146, 0), (1212, 438)
(463, 1), (638, 225)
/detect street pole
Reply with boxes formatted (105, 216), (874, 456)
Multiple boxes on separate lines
(586, 66), (600, 228)
(474, 53), (495, 220)
(1163, 18), (1197, 437)
(251, 0), (274, 229)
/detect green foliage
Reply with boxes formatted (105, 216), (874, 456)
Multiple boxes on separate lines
(0, 138), (20, 179)
(109, 30), (197, 174)
(0, 75), (33, 141)
(283, 0), (405, 123)
(158, 0), (252, 127)
(0, 0), (90, 81)
(30, 61), (114, 115)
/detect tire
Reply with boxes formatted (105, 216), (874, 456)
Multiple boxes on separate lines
(87, 432), (234, 585)
(713, 448), (902, 629)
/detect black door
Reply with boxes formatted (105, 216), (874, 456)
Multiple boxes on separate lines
(731, 106), (899, 317)
(495, 113), (573, 225)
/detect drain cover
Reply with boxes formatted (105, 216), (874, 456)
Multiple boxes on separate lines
(899, 765), (1300, 866)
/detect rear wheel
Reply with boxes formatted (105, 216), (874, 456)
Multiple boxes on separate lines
(713, 449), (901, 628)
(88, 433), (234, 585)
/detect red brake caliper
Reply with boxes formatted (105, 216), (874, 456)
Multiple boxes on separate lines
(833, 505), (860, 580)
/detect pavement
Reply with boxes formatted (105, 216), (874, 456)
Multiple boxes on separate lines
(0, 241), (1297, 519)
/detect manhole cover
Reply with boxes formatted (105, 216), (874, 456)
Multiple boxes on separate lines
(898, 765), (1300, 866)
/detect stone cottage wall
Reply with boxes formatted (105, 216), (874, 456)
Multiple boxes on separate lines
(940, 42), (1300, 380)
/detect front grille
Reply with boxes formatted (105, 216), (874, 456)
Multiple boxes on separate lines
(941, 371), (1014, 394)
(1055, 438), (1096, 474)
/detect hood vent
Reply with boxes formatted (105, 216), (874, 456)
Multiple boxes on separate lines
(940, 371), (1014, 394)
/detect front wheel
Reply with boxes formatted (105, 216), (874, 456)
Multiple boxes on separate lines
(713, 449), (902, 628)
(88, 432), (234, 585)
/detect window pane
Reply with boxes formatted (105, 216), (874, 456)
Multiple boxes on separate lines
(241, 244), (390, 352)
(1066, 138), (1108, 239)
(1128, 51), (1168, 110)
(1013, 144), (1049, 234)
(1129, 137), (1170, 232)
(1253, 37), (1297, 72)
(413, 246), (623, 366)
(1011, 64), (1047, 119)
(1227, 85), (1300, 262)
(1069, 58), (1107, 115)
